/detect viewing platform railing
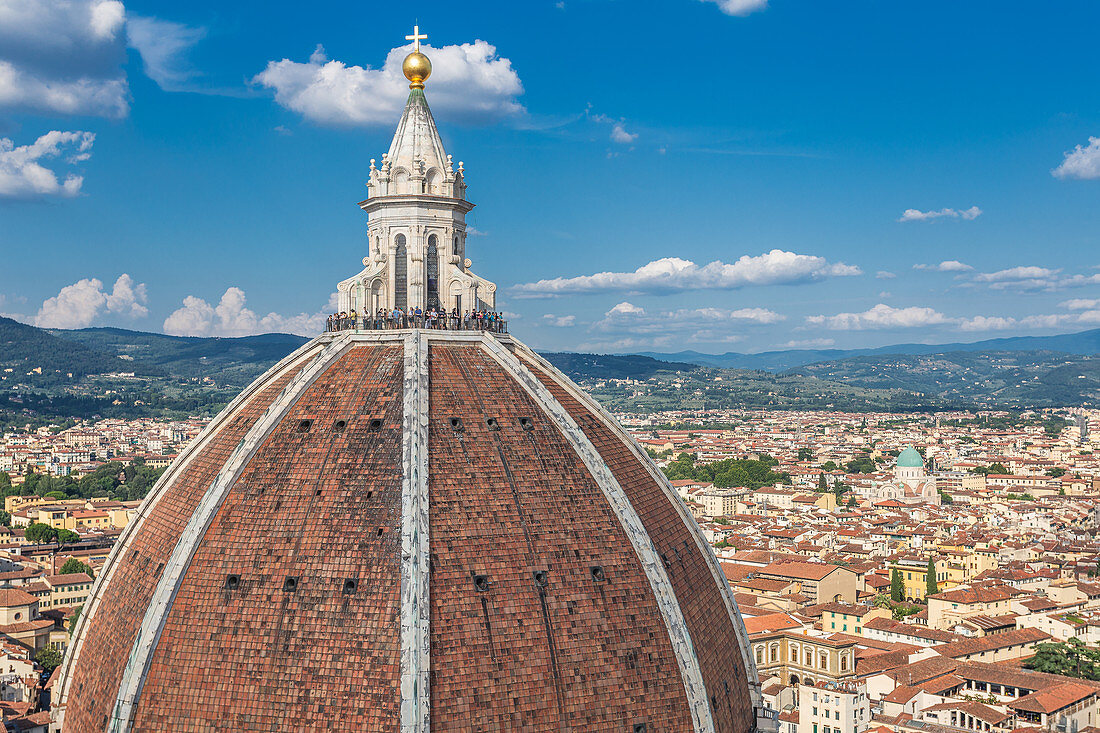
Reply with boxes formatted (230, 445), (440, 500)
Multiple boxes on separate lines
(325, 314), (508, 335)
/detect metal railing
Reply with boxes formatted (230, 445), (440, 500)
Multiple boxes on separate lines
(325, 314), (508, 335)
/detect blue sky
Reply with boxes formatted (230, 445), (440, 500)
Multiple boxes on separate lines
(2, 0), (1099, 354)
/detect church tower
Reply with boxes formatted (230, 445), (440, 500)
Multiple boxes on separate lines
(337, 28), (498, 315)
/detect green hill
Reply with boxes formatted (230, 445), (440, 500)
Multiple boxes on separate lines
(0, 317), (159, 384)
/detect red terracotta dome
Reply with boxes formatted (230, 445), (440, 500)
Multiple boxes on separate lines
(53, 330), (760, 731)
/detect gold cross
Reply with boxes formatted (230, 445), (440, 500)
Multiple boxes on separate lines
(406, 25), (427, 52)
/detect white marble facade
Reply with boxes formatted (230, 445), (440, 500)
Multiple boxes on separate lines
(337, 88), (497, 315)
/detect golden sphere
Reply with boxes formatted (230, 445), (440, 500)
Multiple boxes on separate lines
(402, 51), (432, 89)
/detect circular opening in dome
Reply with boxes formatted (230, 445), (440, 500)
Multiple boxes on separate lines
(283, 576), (298, 592)
(533, 570), (549, 587)
(296, 419), (313, 433)
(366, 490), (373, 499)
(590, 565), (605, 582)
(333, 419), (347, 433)
(368, 418), (383, 431)
(519, 417), (533, 431)
(13, 613), (21, 621)
(473, 574), (490, 592)
(485, 418), (499, 431)
(634, 725), (648, 733)
(343, 578), (358, 594)
(449, 417), (464, 431)
(224, 574), (240, 590)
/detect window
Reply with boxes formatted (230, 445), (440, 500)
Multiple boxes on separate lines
(855, 627), (861, 634)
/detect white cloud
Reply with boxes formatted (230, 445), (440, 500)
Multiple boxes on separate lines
(973, 265), (1059, 283)
(898, 206), (982, 222)
(781, 338), (836, 348)
(957, 315), (1019, 332)
(513, 250), (861, 296)
(126, 15), (205, 90)
(163, 287), (334, 337)
(0, 130), (94, 199)
(587, 301), (783, 350)
(253, 41), (523, 127)
(876, 271), (896, 279)
(701, 0), (769, 16)
(1053, 136), (1100, 180)
(0, 0), (129, 117)
(104, 273), (148, 318)
(34, 273), (146, 328)
(956, 266), (1100, 292)
(1061, 298), (1100, 311)
(806, 303), (951, 330)
(542, 314), (576, 327)
(610, 122), (637, 144)
(913, 260), (973, 272)
(608, 301), (644, 316)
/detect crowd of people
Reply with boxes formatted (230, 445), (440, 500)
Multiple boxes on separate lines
(326, 306), (507, 333)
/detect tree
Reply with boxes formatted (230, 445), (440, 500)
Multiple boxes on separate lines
(69, 604), (83, 636)
(24, 522), (57, 544)
(35, 647), (62, 674)
(0, 510), (10, 527)
(822, 461), (838, 472)
(0, 471), (10, 490)
(818, 472), (828, 492)
(59, 558), (94, 578)
(1047, 467), (1067, 478)
(890, 569), (904, 602)
(798, 448), (813, 461)
(844, 455), (877, 474)
(1026, 639), (1100, 680)
(56, 528), (80, 545)
(926, 558), (939, 597)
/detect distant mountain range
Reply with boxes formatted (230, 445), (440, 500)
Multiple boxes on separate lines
(49, 325), (309, 386)
(2, 317), (1097, 426)
(634, 328), (1100, 372)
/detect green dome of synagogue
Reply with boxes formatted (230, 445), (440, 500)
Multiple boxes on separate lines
(896, 446), (924, 468)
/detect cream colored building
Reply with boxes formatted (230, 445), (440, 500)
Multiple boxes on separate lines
(797, 680), (869, 733)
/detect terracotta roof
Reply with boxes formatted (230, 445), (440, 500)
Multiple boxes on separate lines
(923, 700), (1011, 724)
(46, 572), (92, 585)
(0, 618), (54, 634)
(933, 627), (1051, 659)
(758, 561), (841, 581)
(1009, 681), (1097, 714)
(819, 602), (874, 617)
(929, 584), (1018, 604)
(0, 588), (39, 607)
(743, 613), (802, 636)
(863, 617), (963, 643)
(886, 655), (959, 686)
